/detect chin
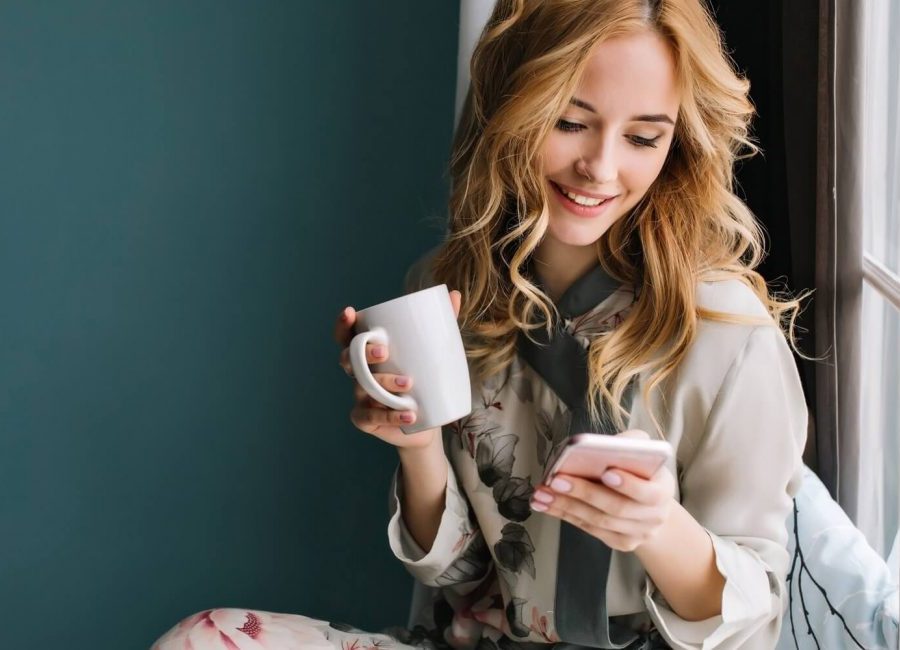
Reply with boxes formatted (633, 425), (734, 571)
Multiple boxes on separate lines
(546, 218), (615, 248)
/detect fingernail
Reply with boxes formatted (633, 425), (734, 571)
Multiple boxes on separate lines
(550, 478), (571, 493)
(601, 471), (622, 487)
(341, 308), (350, 321)
(400, 412), (414, 423)
(530, 501), (548, 512)
(532, 490), (554, 504)
(395, 376), (409, 387)
(372, 345), (385, 359)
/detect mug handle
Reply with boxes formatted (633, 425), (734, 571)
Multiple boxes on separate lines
(349, 327), (418, 412)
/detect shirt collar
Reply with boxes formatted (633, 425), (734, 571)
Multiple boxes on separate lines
(531, 260), (621, 320)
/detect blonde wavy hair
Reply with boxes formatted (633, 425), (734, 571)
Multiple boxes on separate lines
(429, 0), (812, 435)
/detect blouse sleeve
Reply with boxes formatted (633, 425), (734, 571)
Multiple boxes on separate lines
(386, 434), (493, 587)
(643, 324), (808, 650)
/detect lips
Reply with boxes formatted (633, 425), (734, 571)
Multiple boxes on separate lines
(551, 181), (617, 202)
(549, 180), (618, 217)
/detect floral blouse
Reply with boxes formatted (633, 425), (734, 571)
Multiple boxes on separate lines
(385, 251), (808, 650)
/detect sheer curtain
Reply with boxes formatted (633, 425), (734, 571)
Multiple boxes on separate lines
(454, 0), (494, 128)
(852, 0), (900, 562)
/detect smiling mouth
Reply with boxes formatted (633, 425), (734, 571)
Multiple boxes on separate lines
(551, 181), (617, 205)
(550, 181), (619, 212)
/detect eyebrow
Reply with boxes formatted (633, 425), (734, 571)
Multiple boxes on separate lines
(569, 97), (675, 125)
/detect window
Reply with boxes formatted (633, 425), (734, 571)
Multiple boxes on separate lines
(858, 0), (900, 560)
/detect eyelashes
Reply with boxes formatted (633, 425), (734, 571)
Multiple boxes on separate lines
(555, 119), (589, 133)
(555, 119), (661, 149)
(628, 134), (661, 148)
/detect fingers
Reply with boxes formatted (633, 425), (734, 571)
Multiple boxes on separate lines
(350, 403), (417, 430)
(352, 374), (413, 402)
(333, 306), (357, 346)
(535, 492), (655, 537)
(536, 474), (661, 522)
(591, 467), (674, 506)
(449, 289), (462, 319)
(338, 341), (390, 375)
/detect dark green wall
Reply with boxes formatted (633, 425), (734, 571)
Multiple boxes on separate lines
(0, 2), (459, 647)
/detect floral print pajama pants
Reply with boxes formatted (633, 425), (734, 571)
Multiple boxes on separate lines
(151, 608), (438, 650)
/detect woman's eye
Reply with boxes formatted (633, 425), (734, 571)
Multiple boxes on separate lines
(628, 135), (660, 148)
(555, 120), (661, 149)
(555, 119), (584, 132)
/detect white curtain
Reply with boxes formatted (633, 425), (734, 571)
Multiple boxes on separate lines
(852, 0), (900, 562)
(455, 0), (496, 129)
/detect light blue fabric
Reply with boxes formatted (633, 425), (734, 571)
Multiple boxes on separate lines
(776, 466), (899, 649)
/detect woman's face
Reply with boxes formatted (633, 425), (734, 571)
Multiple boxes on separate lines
(539, 30), (681, 249)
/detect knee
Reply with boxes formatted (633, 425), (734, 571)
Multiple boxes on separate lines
(151, 609), (261, 650)
(151, 608), (334, 649)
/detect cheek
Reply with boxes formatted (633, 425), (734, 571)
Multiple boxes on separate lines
(625, 152), (666, 188)
(619, 153), (668, 205)
(540, 134), (575, 171)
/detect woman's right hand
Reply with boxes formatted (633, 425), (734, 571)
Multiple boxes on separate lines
(334, 290), (462, 450)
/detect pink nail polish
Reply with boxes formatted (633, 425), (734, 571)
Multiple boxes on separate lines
(532, 490), (554, 504)
(601, 471), (622, 487)
(550, 477), (572, 493)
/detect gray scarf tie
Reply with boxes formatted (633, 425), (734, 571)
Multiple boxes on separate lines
(518, 261), (642, 649)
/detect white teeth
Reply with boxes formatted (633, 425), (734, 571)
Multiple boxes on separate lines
(559, 186), (605, 206)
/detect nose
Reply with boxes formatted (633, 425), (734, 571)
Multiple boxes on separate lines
(577, 135), (617, 185)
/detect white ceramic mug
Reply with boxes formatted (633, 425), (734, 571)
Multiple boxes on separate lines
(349, 284), (472, 434)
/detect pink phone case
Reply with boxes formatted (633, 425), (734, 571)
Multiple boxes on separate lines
(544, 433), (673, 482)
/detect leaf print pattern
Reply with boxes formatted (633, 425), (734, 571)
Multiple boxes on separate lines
(434, 534), (492, 587)
(506, 365), (534, 405)
(448, 411), (501, 459)
(493, 523), (536, 579)
(340, 639), (395, 650)
(480, 372), (507, 409)
(476, 433), (518, 487)
(535, 402), (570, 470)
(505, 597), (531, 638)
(528, 606), (560, 643)
(566, 285), (638, 345)
(451, 529), (479, 554)
(492, 476), (534, 522)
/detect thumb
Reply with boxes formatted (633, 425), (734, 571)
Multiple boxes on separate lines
(616, 428), (650, 440)
(449, 289), (462, 319)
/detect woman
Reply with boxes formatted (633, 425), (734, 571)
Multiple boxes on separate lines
(153, 0), (810, 648)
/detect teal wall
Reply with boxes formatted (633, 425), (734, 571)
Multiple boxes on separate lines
(0, 2), (459, 647)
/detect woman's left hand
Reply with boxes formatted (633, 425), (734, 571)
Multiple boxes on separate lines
(530, 430), (677, 552)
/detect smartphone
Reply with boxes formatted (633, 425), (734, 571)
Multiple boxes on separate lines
(542, 432), (673, 484)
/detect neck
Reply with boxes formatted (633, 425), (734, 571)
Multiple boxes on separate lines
(533, 237), (602, 303)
